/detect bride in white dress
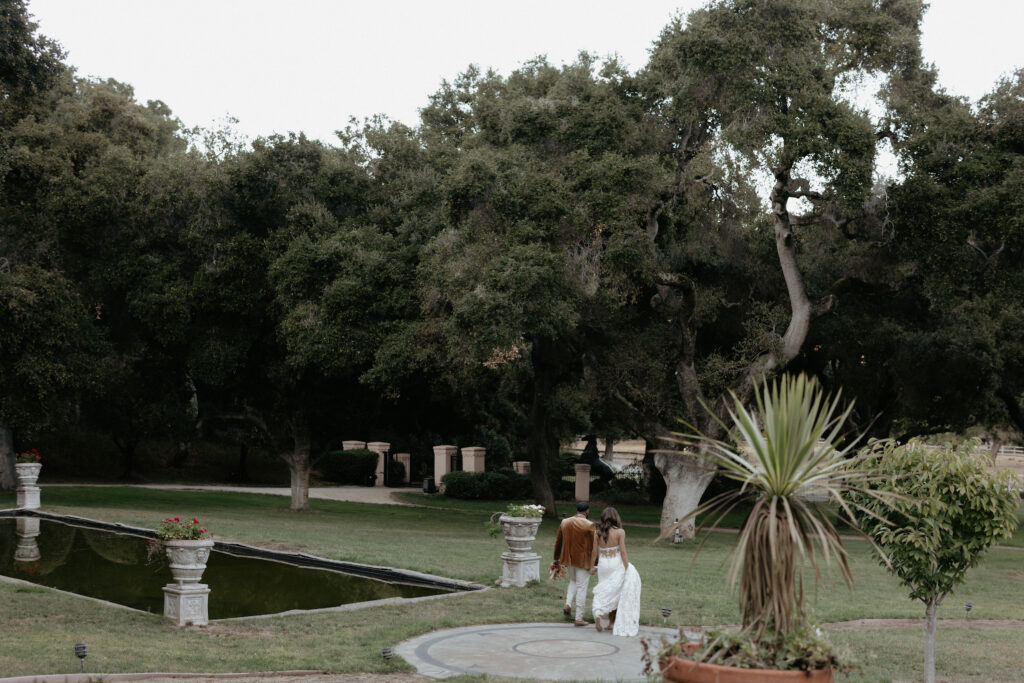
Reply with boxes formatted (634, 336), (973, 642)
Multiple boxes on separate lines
(589, 507), (642, 637)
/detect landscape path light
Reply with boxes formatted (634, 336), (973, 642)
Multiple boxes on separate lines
(74, 642), (87, 672)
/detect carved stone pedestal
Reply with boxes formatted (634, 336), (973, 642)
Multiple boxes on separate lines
(163, 583), (210, 626)
(499, 551), (540, 587)
(16, 486), (40, 509)
(14, 516), (41, 563)
(15, 462), (41, 509)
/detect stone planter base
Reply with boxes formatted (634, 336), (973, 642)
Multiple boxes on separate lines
(163, 583), (210, 626)
(498, 551), (540, 587)
(16, 486), (40, 509)
(14, 516), (41, 562)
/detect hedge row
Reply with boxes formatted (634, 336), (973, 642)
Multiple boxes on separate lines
(318, 449), (378, 485)
(440, 470), (532, 499)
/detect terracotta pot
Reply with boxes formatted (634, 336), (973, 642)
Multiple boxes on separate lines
(162, 538), (215, 585)
(499, 515), (542, 555)
(661, 655), (835, 683)
(14, 462), (42, 488)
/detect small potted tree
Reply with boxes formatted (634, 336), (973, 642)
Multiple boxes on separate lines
(658, 374), (874, 682)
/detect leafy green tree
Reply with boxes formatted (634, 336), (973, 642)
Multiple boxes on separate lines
(0, 0), (72, 484)
(0, 0), (65, 184)
(0, 265), (106, 487)
(2, 76), (196, 478)
(879, 67), (1024, 439)
(850, 441), (1019, 683)
(397, 56), (671, 514)
(637, 0), (924, 536)
(195, 133), (372, 510)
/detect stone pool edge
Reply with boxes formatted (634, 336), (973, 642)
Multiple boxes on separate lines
(0, 507), (490, 620)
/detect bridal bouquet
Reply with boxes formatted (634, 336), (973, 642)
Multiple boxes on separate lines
(548, 561), (567, 581)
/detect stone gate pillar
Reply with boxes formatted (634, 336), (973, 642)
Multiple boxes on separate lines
(461, 447), (486, 473)
(433, 445), (457, 491)
(574, 463), (591, 502)
(367, 442), (390, 487)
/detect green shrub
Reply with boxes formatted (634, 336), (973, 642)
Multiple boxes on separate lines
(318, 449), (378, 485)
(441, 471), (475, 498)
(386, 459), (406, 487)
(441, 470), (532, 499)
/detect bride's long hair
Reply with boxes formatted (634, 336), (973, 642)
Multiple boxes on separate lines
(597, 506), (622, 544)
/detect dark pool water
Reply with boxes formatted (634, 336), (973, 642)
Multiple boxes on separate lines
(0, 516), (449, 618)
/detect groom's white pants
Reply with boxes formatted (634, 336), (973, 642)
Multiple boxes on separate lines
(564, 566), (591, 621)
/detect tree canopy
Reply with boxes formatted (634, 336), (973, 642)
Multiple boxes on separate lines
(2, 0), (1021, 520)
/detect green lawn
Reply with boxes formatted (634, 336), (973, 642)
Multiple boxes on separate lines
(392, 491), (751, 528)
(1, 486), (1023, 681)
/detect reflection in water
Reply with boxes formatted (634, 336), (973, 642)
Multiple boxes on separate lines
(14, 517), (40, 563)
(0, 517), (449, 618)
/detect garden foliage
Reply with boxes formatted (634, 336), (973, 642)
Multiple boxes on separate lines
(318, 449), (378, 486)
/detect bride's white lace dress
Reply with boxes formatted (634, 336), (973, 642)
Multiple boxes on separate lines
(591, 546), (642, 637)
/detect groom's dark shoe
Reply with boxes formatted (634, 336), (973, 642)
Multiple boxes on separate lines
(574, 620), (588, 627)
(563, 604), (571, 617)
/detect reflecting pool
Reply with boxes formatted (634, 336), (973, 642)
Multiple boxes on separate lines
(0, 515), (455, 618)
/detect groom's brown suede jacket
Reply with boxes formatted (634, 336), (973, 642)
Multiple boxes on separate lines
(553, 515), (595, 569)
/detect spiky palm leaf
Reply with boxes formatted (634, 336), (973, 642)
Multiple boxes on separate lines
(665, 374), (882, 638)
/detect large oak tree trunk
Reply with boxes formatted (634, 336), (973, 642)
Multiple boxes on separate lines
(651, 166), (836, 540)
(524, 340), (562, 519)
(281, 423), (312, 512)
(655, 449), (717, 538)
(527, 393), (559, 519)
(117, 438), (139, 481)
(0, 424), (14, 491)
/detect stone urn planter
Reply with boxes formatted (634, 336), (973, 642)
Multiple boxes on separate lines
(162, 538), (215, 585)
(496, 515), (542, 587)
(660, 655), (835, 683)
(498, 515), (542, 555)
(161, 537), (214, 626)
(15, 461), (42, 509)
(489, 506), (544, 588)
(14, 462), (42, 487)
(155, 517), (214, 626)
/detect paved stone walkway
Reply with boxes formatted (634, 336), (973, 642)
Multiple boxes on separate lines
(49, 483), (415, 506)
(395, 622), (679, 681)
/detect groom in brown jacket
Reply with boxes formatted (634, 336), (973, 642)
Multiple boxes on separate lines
(552, 501), (595, 626)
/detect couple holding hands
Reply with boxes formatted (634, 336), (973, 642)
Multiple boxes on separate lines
(551, 501), (642, 636)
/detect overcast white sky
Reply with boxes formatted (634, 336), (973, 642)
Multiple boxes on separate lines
(26, 0), (1024, 145)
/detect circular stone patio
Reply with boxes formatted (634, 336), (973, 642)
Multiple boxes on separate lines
(394, 622), (680, 681)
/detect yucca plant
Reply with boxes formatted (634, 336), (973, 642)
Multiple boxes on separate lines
(664, 374), (881, 669)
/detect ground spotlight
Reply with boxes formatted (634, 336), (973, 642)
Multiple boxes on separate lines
(381, 646), (394, 660)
